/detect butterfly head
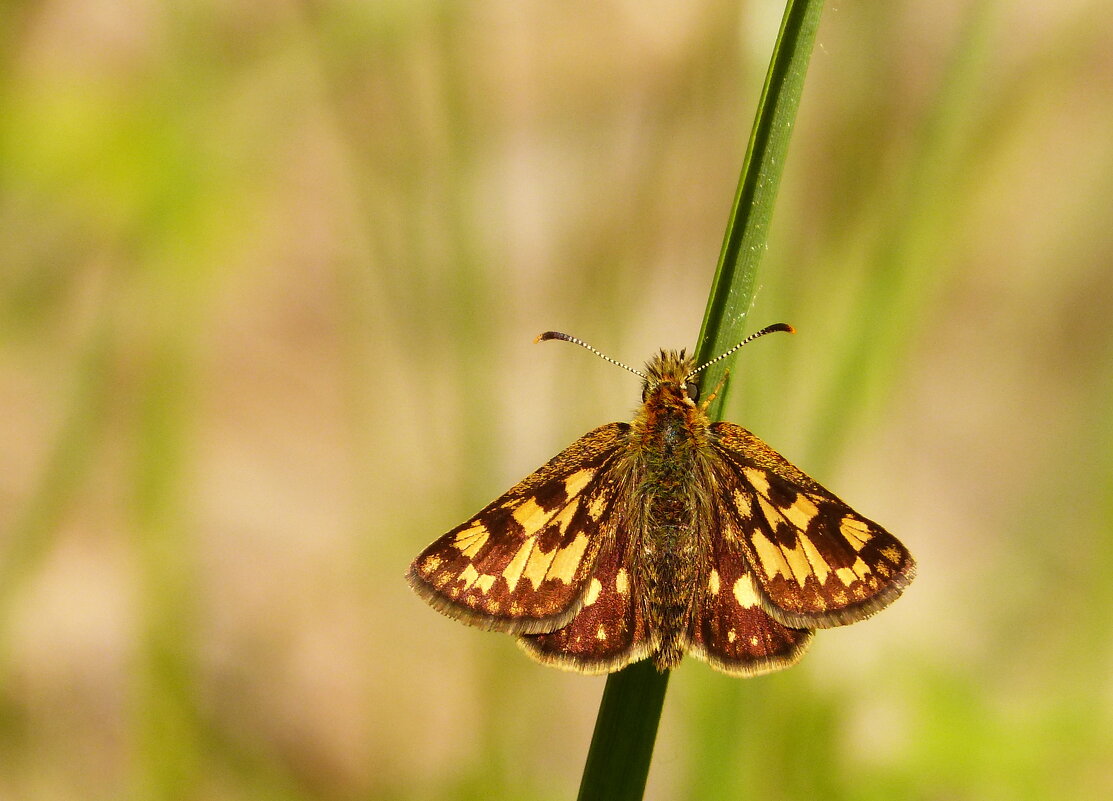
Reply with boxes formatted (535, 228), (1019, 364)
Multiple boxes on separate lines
(641, 349), (701, 407)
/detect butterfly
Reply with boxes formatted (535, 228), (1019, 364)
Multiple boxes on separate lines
(406, 324), (915, 676)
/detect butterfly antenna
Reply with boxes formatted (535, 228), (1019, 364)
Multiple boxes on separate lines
(536, 331), (648, 379)
(685, 322), (795, 380)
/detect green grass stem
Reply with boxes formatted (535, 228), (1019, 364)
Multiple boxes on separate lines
(575, 2), (826, 799)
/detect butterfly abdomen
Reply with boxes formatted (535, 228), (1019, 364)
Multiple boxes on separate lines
(635, 399), (710, 671)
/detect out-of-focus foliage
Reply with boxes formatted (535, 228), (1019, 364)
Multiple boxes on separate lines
(1, 2), (1111, 800)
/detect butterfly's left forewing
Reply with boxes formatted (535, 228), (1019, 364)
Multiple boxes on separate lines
(710, 422), (916, 630)
(407, 423), (629, 634)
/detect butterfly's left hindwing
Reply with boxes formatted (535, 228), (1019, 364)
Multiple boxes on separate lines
(687, 504), (814, 676)
(710, 422), (916, 629)
(407, 423), (629, 635)
(518, 520), (654, 674)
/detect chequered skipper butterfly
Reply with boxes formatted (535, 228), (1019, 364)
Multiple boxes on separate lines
(407, 324), (915, 676)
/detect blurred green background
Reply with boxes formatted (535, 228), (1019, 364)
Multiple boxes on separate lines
(2, 1), (1112, 799)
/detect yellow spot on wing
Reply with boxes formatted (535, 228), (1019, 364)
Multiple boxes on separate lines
(840, 515), (873, 551)
(798, 534), (832, 584)
(727, 629), (737, 643)
(564, 469), (595, 497)
(881, 545), (902, 564)
(595, 625), (607, 641)
(587, 488), (608, 521)
(732, 489), (752, 516)
(512, 499), (548, 530)
(457, 564), (481, 592)
(752, 531), (793, 582)
(780, 493), (820, 532)
(732, 573), (761, 608)
(474, 574), (496, 594)
(453, 522), (489, 558)
(552, 498), (580, 534)
(743, 467), (771, 496)
(781, 541), (813, 587)
(615, 568), (629, 595)
(584, 578), (602, 606)
(421, 555), (442, 573)
(755, 496), (814, 587)
(546, 533), (590, 583)
(521, 544), (559, 590)
(708, 569), (721, 595)
(501, 540), (535, 593)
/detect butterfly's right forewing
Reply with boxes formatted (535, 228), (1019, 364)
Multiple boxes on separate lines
(407, 423), (630, 634)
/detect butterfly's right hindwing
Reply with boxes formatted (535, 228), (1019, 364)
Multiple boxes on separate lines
(406, 423), (630, 634)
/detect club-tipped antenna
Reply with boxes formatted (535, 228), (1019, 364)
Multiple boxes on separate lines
(535, 331), (648, 379)
(685, 322), (795, 380)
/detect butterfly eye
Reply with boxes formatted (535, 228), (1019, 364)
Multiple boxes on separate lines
(685, 382), (700, 402)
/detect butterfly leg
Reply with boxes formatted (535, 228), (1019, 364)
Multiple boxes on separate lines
(699, 370), (729, 411)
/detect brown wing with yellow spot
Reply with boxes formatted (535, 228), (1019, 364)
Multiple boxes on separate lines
(688, 510), (813, 675)
(517, 518), (654, 673)
(710, 422), (915, 629)
(406, 423), (630, 635)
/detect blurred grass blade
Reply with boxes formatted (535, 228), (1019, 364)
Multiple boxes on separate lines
(803, 2), (996, 473)
(576, 2), (826, 800)
(0, 309), (113, 621)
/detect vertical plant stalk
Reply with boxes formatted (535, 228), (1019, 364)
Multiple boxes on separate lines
(575, 2), (826, 800)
